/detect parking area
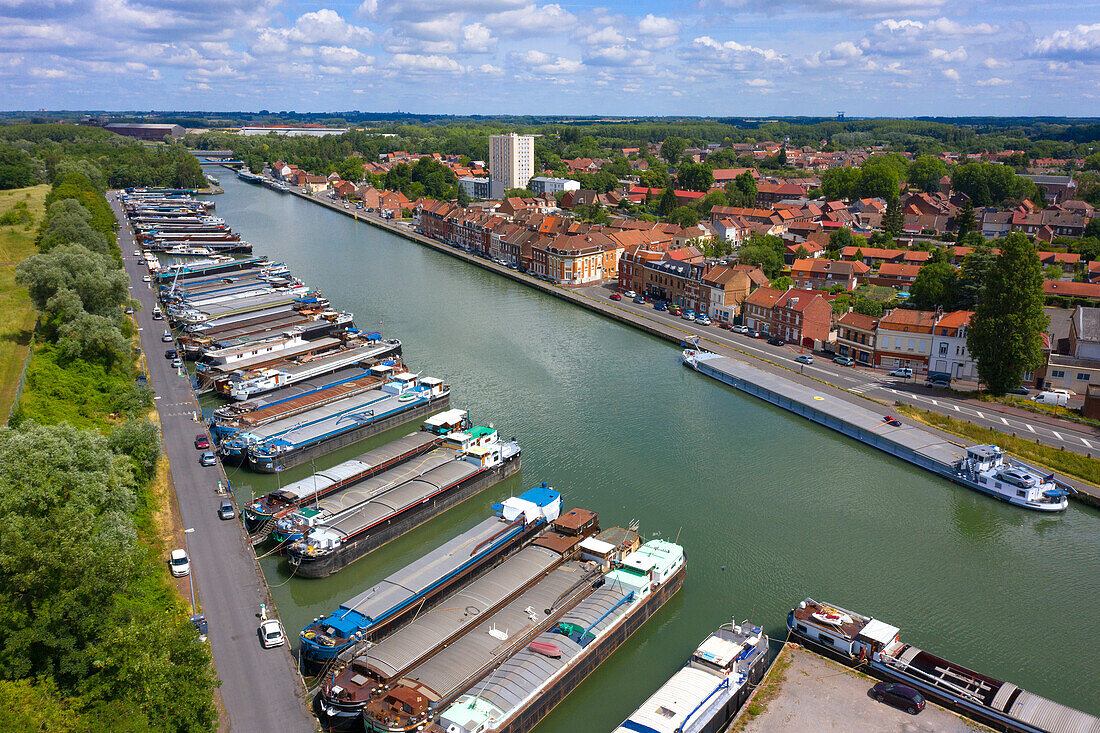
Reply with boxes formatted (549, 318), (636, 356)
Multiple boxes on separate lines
(736, 647), (989, 733)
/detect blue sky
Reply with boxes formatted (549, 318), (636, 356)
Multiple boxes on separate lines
(2, 0), (1099, 116)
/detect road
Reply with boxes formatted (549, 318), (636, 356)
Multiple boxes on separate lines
(264, 172), (1100, 458)
(110, 193), (316, 733)
(577, 283), (1100, 457)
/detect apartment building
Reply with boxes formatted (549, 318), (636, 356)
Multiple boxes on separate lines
(489, 132), (535, 190)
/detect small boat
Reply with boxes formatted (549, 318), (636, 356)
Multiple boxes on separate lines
(528, 641), (561, 658)
(811, 608), (853, 626)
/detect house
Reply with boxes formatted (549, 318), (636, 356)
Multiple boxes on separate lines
(534, 232), (619, 285)
(1044, 281), (1100, 303)
(560, 189), (598, 210)
(713, 216), (752, 245)
(869, 262), (923, 289)
(754, 182), (807, 206)
(873, 309), (940, 372)
(1047, 306), (1100, 393)
(839, 246), (906, 266)
(710, 168), (759, 186)
(835, 312), (880, 366)
(1037, 251), (1081, 274)
(332, 180), (359, 199)
(300, 174), (329, 194)
(1020, 174), (1076, 204)
(702, 265), (767, 323)
(741, 287), (833, 346)
(980, 210), (1013, 238)
(635, 257), (711, 313)
(790, 258), (869, 291)
(929, 310), (977, 380)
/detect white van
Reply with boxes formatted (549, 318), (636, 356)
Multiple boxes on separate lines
(1032, 391), (1069, 406)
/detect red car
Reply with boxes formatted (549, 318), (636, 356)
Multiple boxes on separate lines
(609, 292), (622, 301)
(195, 434), (210, 449)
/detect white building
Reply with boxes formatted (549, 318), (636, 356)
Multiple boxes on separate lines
(929, 310), (978, 380)
(458, 177), (504, 201)
(489, 133), (535, 190)
(238, 126), (349, 137)
(528, 176), (579, 196)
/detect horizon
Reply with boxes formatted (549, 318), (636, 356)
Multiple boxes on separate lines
(4, 1), (1098, 116)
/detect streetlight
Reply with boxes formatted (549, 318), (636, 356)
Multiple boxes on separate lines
(184, 527), (196, 614)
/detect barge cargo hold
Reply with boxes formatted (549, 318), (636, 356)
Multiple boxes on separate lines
(242, 413), (467, 532)
(218, 374), (449, 472)
(297, 485), (562, 672)
(367, 539), (686, 733)
(612, 620), (770, 733)
(285, 426), (521, 577)
(681, 350), (1071, 511)
(787, 598), (1100, 733)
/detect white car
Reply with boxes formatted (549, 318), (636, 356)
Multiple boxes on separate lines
(133, 249), (141, 256)
(161, 330), (173, 342)
(169, 549), (190, 577)
(142, 274), (151, 282)
(622, 290), (637, 299)
(695, 316), (712, 326)
(259, 619), (286, 648)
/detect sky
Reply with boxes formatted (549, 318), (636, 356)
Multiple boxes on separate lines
(2, 0), (1099, 116)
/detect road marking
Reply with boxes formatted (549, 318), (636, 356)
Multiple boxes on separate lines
(953, 404), (960, 412)
(1083, 438), (1093, 449)
(1000, 417), (1009, 426)
(929, 399), (938, 405)
(1026, 424), (1035, 433)
(975, 410), (985, 419)
(1051, 430), (1062, 440)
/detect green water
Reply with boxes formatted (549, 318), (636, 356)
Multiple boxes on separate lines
(206, 175), (1100, 728)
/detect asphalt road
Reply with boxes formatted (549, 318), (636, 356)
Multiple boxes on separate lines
(111, 193), (316, 733)
(577, 283), (1100, 457)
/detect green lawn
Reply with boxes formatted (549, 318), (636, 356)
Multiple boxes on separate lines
(0, 184), (48, 420)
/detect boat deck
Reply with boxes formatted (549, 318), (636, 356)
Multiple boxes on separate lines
(204, 337), (341, 375)
(359, 546), (564, 680)
(276, 341), (397, 381)
(221, 366), (371, 413)
(340, 515), (522, 622)
(399, 560), (600, 700)
(224, 374), (384, 428)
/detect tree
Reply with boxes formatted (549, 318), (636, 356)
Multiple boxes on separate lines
(737, 235), (785, 280)
(909, 261), (958, 309)
(827, 227), (854, 257)
(1084, 217), (1100, 239)
(694, 190), (727, 216)
(966, 233), (1048, 395)
(0, 143), (35, 190)
(857, 160), (901, 200)
(725, 171), (757, 207)
(955, 199), (976, 240)
(907, 155), (947, 193)
(821, 167), (861, 200)
(16, 244), (129, 317)
(677, 163), (713, 192)
(852, 296), (885, 317)
(771, 275), (793, 290)
(455, 186), (471, 207)
(657, 186), (678, 217)
(660, 137), (687, 165)
(955, 236), (995, 308)
(882, 196), (904, 235)
(669, 206), (700, 228)
(951, 162), (1035, 207)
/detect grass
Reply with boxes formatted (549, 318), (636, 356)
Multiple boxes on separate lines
(728, 646), (793, 732)
(895, 403), (1100, 487)
(0, 185), (48, 419)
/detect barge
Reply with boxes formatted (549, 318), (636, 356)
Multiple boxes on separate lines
(297, 484), (562, 673)
(284, 424), (520, 576)
(242, 410), (467, 532)
(315, 507), (603, 730)
(787, 598), (1100, 733)
(681, 350), (1071, 511)
(218, 373), (449, 472)
(364, 538), (687, 733)
(612, 619), (770, 733)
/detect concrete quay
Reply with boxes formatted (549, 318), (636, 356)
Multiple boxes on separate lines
(111, 193), (317, 733)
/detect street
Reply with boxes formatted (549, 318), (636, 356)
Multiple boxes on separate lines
(111, 193), (316, 733)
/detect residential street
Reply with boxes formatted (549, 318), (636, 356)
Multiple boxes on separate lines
(110, 193), (316, 733)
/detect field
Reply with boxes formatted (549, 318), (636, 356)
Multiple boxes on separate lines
(0, 184), (48, 419)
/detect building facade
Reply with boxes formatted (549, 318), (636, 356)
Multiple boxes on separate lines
(458, 177), (504, 200)
(836, 312), (879, 365)
(873, 309), (939, 372)
(528, 177), (580, 196)
(489, 133), (535, 191)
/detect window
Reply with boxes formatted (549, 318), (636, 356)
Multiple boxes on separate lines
(1051, 370), (1065, 378)
(908, 339), (915, 351)
(1017, 490), (1027, 498)
(939, 344), (948, 356)
(1077, 374), (1090, 382)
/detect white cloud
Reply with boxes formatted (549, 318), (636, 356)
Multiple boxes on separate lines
(283, 9), (374, 46)
(462, 22), (494, 52)
(389, 52), (465, 73)
(983, 57), (1010, 69)
(942, 67), (960, 80)
(693, 35), (784, 63)
(484, 3), (575, 36)
(929, 46), (966, 62)
(638, 14), (679, 36)
(1032, 23), (1100, 61)
(925, 17), (997, 36)
(478, 63), (503, 75)
(514, 49), (583, 75)
(745, 77), (771, 86)
(975, 77), (1010, 86)
(578, 26), (628, 46)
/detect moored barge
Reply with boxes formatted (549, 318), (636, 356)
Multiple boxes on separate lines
(285, 424), (520, 576)
(787, 598), (1100, 733)
(297, 484), (562, 673)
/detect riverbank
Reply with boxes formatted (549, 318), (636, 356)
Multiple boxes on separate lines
(0, 184), (47, 419)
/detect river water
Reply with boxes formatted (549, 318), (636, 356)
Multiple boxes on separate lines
(206, 174), (1100, 727)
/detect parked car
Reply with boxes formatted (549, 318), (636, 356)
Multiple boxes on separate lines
(151, 308), (164, 320)
(888, 367), (914, 378)
(169, 549), (190, 577)
(767, 336), (785, 346)
(1007, 385), (1030, 396)
(133, 249), (141, 256)
(882, 415), (903, 427)
(218, 499), (236, 520)
(609, 292), (622, 301)
(750, 330), (762, 338)
(928, 378), (951, 389)
(695, 315), (712, 326)
(1032, 391), (1069, 406)
(171, 357), (183, 369)
(998, 468), (1036, 487)
(681, 310), (696, 321)
(834, 356), (856, 366)
(125, 306), (134, 314)
(633, 296), (646, 304)
(259, 619), (286, 649)
(669, 307), (682, 316)
(870, 682), (925, 715)
(654, 302), (668, 311)
(199, 452), (217, 467)
(142, 274), (151, 282)
(165, 348), (177, 359)
(162, 329), (173, 342)
(796, 354), (814, 365)
(194, 434), (209, 449)
(623, 290), (637, 299)
(732, 325), (750, 334)
(717, 321), (732, 330)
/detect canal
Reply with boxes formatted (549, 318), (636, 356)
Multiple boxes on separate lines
(208, 174), (1100, 726)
